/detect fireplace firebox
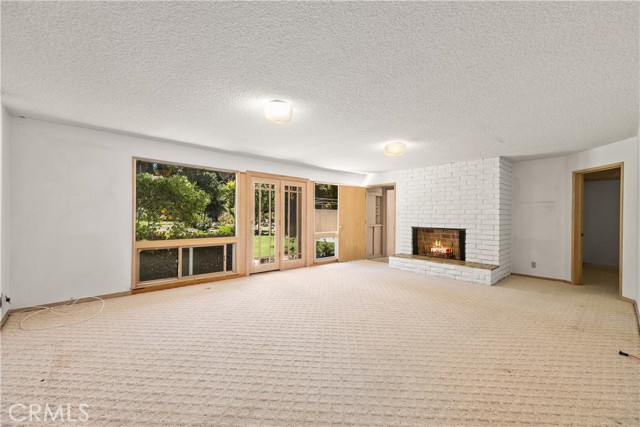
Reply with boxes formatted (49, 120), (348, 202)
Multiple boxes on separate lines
(412, 227), (466, 261)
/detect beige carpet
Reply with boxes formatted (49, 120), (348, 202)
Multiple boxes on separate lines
(1, 261), (639, 426)
(582, 263), (620, 295)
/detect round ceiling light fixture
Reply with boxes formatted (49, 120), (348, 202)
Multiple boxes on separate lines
(263, 100), (293, 124)
(384, 141), (407, 156)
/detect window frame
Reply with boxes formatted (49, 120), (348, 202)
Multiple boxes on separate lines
(313, 182), (339, 262)
(132, 157), (239, 289)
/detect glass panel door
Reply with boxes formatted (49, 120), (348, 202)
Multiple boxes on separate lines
(252, 178), (280, 272)
(282, 181), (305, 269)
(249, 176), (307, 273)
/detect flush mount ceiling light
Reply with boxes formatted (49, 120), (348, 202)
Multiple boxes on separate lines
(384, 141), (407, 156)
(263, 100), (293, 124)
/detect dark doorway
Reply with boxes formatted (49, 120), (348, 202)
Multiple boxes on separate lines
(572, 164), (622, 297)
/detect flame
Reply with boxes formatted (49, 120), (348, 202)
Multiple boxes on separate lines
(430, 240), (452, 255)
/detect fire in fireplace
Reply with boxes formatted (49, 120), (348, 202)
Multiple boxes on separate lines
(412, 227), (466, 261)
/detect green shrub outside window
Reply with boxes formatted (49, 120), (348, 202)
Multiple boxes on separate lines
(135, 161), (236, 241)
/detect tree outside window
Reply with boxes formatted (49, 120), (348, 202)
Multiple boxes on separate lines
(135, 161), (236, 241)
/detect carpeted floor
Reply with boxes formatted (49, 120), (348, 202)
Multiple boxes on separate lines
(1, 261), (639, 426)
(582, 263), (620, 295)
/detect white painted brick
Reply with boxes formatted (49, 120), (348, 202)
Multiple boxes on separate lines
(392, 157), (512, 285)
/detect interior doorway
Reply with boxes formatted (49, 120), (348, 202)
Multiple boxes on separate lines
(571, 163), (623, 297)
(249, 174), (306, 273)
(365, 185), (396, 260)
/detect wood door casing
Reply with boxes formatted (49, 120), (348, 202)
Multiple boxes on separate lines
(250, 177), (280, 273)
(280, 180), (307, 270)
(571, 162), (624, 298)
(571, 172), (584, 285)
(248, 174), (308, 274)
(386, 189), (396, 256)
(366, 187), (384, 258)
(338, 186), (367, 262)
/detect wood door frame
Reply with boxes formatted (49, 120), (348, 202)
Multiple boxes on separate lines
(248, 175), (281, 274)
(571, 162), (623, 298)
(246, 172), (308, 274)
(309, 181), (341, 265)
(280, 179), (307, 270)
(365, 187), (384, 259)
(305, 181), (316, 267)
(385, 187), (396, 257)
(366, 183), (396, 258)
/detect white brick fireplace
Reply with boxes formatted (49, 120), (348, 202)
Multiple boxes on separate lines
(389, 157), (511, 285)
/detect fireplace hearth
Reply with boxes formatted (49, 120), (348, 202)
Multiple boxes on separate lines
(412, 227), (466, 261)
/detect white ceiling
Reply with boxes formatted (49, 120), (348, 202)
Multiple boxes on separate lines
(2, 2), (638, 173)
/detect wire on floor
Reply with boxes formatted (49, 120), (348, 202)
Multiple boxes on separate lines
(19, 297), (105, 331)
(618, 351), (640, 361)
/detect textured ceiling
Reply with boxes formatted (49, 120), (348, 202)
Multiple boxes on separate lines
(2, 2), (638, 173)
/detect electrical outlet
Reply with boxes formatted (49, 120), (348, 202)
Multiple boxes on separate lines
(531, 261), (537, 268)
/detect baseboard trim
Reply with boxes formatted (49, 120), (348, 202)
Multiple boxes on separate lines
(511, 272), (571, 284)
(632, 300), (640, 334)
(134, 262), (342, 294)
(314, 258), (339, 266)
(132, 274), (240, 294)
(7, 290), (132, 314)
(0, 310), (9, 329)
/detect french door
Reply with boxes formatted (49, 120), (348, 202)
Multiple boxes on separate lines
(250, 176), (306, 273)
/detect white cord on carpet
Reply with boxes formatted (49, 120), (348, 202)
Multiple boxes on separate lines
(19, 297), (105, 331)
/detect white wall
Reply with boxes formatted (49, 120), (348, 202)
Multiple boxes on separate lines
(511, 156), (568, 279)
(0, 108), (3, 317)
(8, 117), (365, 309)
(583, 180), (620, 266)
(511, 136), (639, 300)
(1, 107), (10, 318)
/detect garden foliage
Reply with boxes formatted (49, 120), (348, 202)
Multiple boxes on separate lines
(136, 162), (236, 240)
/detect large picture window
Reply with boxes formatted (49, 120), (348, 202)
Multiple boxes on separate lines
(314, 183), (338, 260)
(133, 160), (237, 287)
(135, 161), (236, 240)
